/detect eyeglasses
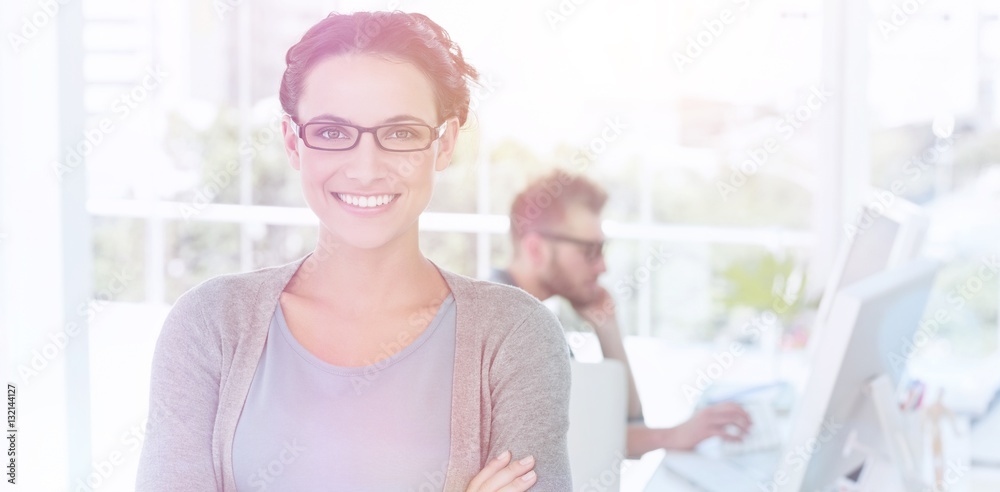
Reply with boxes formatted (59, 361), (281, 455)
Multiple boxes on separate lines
(290, 119), (448, 152)
(536, 231), (606, 262)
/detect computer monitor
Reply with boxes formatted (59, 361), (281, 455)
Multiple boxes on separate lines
(778, 259), (941, 492)
(806, 191), (928, 356)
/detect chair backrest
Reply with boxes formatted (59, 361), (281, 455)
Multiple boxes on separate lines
(567, 359), (628, 491)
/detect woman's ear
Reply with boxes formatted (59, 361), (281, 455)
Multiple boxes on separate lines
(433, 117), (461, 172)
(281, 115), (301, 171)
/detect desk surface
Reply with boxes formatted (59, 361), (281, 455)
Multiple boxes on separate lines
(612, 338), (1000, 491)
(623, 454), (1000, 492)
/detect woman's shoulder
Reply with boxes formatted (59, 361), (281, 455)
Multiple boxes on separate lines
(182, 260), (297, 301)
(438, 268), (564, 345)
(440, 269), (571, 383)
(150, 257), (305, 377)
(440, 269), (551, 318)
(165, 257), (303, 327)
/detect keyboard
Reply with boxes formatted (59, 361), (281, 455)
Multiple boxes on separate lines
(651, 400), (785, 492)
(655, 451), (769, 492)
(721, 400), (781, 455)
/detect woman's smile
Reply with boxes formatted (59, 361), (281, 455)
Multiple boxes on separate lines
(332, 191), (401, 215)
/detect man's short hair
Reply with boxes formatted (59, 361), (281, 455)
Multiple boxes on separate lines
(509, 169), (608, 242)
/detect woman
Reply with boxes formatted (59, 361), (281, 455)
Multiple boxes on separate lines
(136, 11), (571, 491)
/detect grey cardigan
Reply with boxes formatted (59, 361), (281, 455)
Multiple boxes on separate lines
(135, 253), (572, 491)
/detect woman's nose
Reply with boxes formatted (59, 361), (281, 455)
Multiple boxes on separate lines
(342, 133), (390, 183)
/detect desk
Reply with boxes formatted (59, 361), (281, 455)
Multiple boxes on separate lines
(628, 458), (1000, 491)
(613, 337), (794, 491)
(612, 337), (1000, 492)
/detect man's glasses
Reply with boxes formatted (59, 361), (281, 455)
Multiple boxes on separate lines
(290, 120), (448, 152)
(536, 231), (605, 262)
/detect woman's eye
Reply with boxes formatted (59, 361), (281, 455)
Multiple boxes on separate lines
(315, 127), (351, 140)
(385, 128), (416, 140)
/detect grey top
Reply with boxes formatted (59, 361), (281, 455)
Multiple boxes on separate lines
(232, 296), (456, 491)
(136, 253), (571, 491)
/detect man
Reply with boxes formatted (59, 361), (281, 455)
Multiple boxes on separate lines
(491, 169), (752, 458)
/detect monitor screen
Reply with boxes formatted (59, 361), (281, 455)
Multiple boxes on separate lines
(778, 259), (940, 492)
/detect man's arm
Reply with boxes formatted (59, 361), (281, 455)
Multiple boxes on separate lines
(571, 287), (643, 421)
(624, 402), (753, 457)
(572, 287), (752, 458)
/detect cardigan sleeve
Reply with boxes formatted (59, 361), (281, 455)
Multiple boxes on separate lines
(135, 288), (222, 491)
(486, 303), (573, 491)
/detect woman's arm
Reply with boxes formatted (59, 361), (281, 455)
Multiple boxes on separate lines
(135, 290), (221, 491)
(486, 303), (573, 490)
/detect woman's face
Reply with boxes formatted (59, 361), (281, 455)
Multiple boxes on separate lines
(282, 53), (459, 251)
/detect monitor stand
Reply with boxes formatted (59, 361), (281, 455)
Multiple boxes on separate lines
(837, 374), (929, 491)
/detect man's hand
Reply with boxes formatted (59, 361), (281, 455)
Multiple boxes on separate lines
(570, 285), (646, 422)
(465, 451), (537, 492)
(665, 402), (753, 450)
(570, 285), (617, 330)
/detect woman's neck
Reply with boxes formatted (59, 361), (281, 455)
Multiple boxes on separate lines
(286, 225), (445, 312)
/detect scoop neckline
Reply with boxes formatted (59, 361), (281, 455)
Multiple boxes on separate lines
(273, 293), (455, 376)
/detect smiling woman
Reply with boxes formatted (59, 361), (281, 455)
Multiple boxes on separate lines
(135, 11), (571, 492)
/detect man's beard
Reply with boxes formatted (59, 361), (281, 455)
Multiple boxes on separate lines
(542, 252), (598, 306)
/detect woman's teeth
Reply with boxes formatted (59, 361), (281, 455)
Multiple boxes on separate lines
(336, 193), (398, 208)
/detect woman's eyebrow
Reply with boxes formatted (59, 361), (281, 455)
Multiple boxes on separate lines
(306, 113), (350, 124)
(380, 114), (429, 125)
(305, 114), (430, 125)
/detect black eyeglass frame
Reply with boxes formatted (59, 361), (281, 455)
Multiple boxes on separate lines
(535, 231), (607, 261)
(289, 118), (449, 152)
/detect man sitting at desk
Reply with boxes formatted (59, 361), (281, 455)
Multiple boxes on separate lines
(491, 169), (752, 458)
